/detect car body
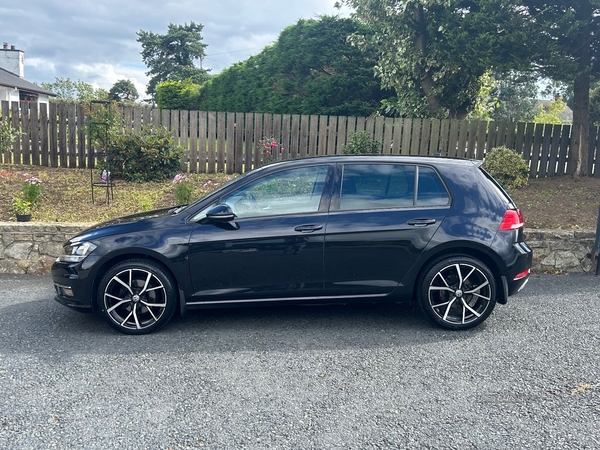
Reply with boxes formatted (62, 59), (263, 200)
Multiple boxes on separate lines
(52, 155), (532, 334)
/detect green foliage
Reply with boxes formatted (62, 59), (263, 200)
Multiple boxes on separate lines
(172, 173), (195, 204)
(342, 131), (381, 155)
(137, 22), (210, 98)
(156, 79), (201, 110)
(109, 125), (184, 182)
(12, 173), (42, 215)
(488, 72), (538, 123)
(0, 117), (21, 154)
(12, 197), (32, 215)
(41, 77), (108, 101)
(339, 1), (532, 119)
(108, 79), (139, 103)
(84, 101), (122, 151)
(533, 97), (569, 124)
(191, 16), (391, 116)
(590, 85), (600, 126)
(482, 147), (529, 190)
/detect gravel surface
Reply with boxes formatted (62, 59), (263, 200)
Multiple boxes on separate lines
(0, 274), (599, 449)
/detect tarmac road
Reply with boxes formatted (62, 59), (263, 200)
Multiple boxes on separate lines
(0, 273), (598, 449)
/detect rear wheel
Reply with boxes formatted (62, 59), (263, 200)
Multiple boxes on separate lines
(97, 259), (177, 335)
(418, 256), (496, 330)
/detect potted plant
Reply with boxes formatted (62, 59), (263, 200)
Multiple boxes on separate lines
(13, 197), (32, 222)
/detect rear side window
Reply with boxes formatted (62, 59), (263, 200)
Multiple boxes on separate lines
(339, 164), (450, 211)
(417, 167), (450, 206)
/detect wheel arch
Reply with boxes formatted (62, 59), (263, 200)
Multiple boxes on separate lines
(87, 250), (183, 313)
(410, 243), (508, 304)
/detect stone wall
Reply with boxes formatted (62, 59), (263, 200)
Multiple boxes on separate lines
(525, 229), (597, 273)
(0, 223), (597, 275)
(0, 222), (89, 275)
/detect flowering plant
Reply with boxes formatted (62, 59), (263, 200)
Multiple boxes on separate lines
(172, 173), (195, 204)
(21, 173), (42, 203)
(257, 137), (284, 165)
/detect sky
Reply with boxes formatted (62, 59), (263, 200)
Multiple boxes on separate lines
(2, 0), (351, 98)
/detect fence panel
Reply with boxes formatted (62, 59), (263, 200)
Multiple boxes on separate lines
(2, 102), (600, 177)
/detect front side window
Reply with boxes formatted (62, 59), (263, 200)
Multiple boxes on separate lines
(221, 165), (329, 219)
(339, 164), (450, 211)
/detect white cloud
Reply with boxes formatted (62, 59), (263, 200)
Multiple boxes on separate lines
(5, 0), (350, 93)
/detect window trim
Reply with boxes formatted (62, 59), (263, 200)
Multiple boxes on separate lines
(332, 162), (451, 212)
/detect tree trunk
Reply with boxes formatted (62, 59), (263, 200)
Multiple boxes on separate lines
(414, 3), (442, 117)
(571, 74), (590, 177)
(569, 0), (592, 177)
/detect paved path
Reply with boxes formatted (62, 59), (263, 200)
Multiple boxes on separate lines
(0, 274), (599, 449)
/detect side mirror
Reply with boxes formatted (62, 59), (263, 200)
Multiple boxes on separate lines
(205, 204), (236, 222)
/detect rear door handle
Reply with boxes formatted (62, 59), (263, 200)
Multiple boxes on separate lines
(407, 218), (437, 227)
(294, 224), (323, 233)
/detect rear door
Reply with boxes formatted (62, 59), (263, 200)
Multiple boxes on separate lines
(323, 163), (450, 297)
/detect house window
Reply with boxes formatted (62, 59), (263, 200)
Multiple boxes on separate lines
(19, 91), (38, 102)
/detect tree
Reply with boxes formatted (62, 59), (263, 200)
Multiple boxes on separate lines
(489, 72), (538, 123)
(40, 77), (108, 101)
(108, 79), (139, 103)
(519, 0), (600, 177)
(156, 79), (201, 110)
(137, 22), (210, 99)
(185, 16), (392, 116)
(337, 1), (533, 119)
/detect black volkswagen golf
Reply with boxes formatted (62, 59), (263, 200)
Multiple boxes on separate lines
(52, 156), (532, 334)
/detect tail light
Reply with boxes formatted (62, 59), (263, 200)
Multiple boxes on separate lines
(499, 209), (524, 231)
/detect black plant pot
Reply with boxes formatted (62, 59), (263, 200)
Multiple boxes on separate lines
(16, 214), (31, 222)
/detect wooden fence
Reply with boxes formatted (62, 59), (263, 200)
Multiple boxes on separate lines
(1, 100), (598, 177)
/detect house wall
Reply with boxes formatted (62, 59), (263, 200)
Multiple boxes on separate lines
(0, 87), (51, 105)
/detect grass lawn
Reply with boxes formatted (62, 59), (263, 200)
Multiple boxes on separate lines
(1, 164), (599, 229)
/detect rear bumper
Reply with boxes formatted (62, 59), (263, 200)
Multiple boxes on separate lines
(506, 242), (533, 296)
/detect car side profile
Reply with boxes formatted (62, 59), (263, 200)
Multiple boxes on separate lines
(52, 155), (532, 334)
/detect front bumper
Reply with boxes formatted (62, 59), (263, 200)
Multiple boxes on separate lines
(52, 261), (94, 313)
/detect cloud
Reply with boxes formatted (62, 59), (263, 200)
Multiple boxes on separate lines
(3, 0), (349, 94)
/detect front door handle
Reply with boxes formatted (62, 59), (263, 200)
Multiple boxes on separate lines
(407, 218), (437, 227)
(294, 224), (323, 233)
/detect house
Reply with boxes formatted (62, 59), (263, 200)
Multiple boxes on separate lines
(0, 42), (55, 104)
(535, 97), (574, 123)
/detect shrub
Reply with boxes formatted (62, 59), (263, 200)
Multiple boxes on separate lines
(342, 131), (381, 155)
(109, 125), (184, 182)
(482, 146), (529, 190)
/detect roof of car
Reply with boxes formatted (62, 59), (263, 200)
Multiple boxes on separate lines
(266, 155), (481, 167)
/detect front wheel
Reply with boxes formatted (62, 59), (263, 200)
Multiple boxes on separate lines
(418, 256), (497, 330)
(97, 259), (178, 335)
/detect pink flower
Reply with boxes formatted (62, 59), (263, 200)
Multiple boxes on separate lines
(270, 141), (277, 147)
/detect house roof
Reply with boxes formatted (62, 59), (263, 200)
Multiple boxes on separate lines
(0, 67), (56, 96)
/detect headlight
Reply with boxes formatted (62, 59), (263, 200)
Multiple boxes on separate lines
(57, 241), (97, 263)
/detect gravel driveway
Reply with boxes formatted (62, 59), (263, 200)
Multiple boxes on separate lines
(0, 274), (598, 449)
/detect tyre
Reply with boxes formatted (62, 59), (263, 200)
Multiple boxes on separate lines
(97, 259), (177, 335)
(418, 256), (497, 330)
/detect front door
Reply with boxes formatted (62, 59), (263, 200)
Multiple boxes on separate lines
(187, 164), (331, 302)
